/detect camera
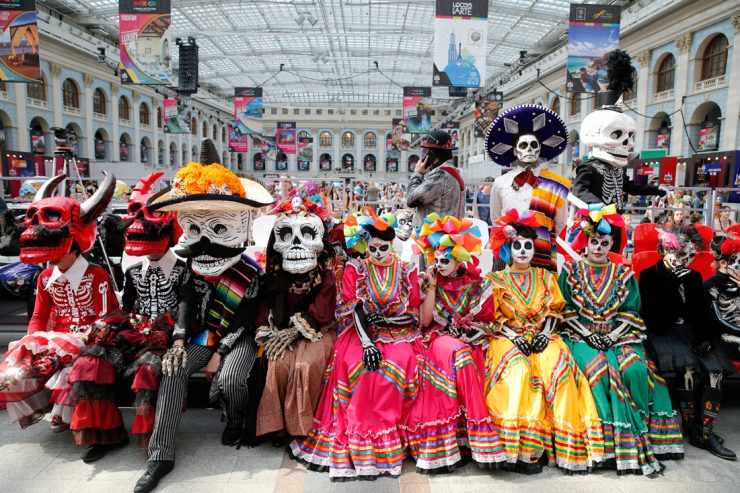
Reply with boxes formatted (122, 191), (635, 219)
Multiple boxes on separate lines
(51, 127), (77, 148)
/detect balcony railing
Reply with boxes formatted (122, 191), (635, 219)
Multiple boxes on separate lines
(119, 117), (131, 126)
(0, 90), (8, 100)
(653, 89), (674, 103)
(27, 97), (48, 108)
(63, 105), (81, 115)
(567, 113), (581, 124)
(694, 75), (726, 93)
(94, 112), (107, 120)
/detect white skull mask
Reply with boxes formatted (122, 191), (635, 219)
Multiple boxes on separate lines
(587, 234), (613, 264)
(273, 214), (325, 274)
(514, 134), (540, 165)
(367, 237), (393, 264)
(726, 253), (740, 274)
(434, 250), (460, 277)
(176, 210), (250, 277)
(394, 209), (414, 241)
(580, 110), (637, 168)
(662, 234), (696, 270)
(510, 234), (535, 267)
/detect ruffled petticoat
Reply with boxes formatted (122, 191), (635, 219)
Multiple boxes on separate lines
(0, 331), (84, 428)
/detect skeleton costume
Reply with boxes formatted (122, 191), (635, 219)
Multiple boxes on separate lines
(639, 226), (736, 461)
(573, 51), (664, 215)
(134, 140), (275, 493)
(253, 184), (337, 439)
(118, 172), (187, 448)
(291, 210), (423, 480)
(559, 205), (683, 476)
(704, 235), (740, 362)
(0, 174), (122, 454)
(483, 210), (605, 474)
(407, 214), (506, 472)
(486, 105), (570, 271)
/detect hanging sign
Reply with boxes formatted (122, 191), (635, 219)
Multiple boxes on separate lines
(0, 0), (42, 83)
(473, 92), (503, 138)
(402, 87), (432, 134)
(698, 120), (720, 151)
(297, 134), (313, 171)
(656, 127), (671, 151)
(440, 121), (460, 148)
(433, 0), (488, 88)
(566, 4), (621, 94)
(119, 0), (172, 85)
(228, 122), (248, 153)
(276, 122), (297, 155)
(659, 156), (677, 186)
(235, 87), (263, 135)
(162, 97), (191, 133)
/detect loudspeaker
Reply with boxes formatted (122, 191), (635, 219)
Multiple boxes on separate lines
(178, 38), (199, 96)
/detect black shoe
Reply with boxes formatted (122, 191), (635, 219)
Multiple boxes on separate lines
(688, 429), (737, 461)
(134, 460), (175, 493)
(222, 424), (242, 446)
(81, 436), (130, 463)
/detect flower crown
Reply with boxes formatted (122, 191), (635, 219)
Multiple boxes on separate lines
(568, 203), (624, 251)
(656, 228), (681, 250)
(172, 162), (245, 198)
(413, 214), (482, 266)
(273, 182), (331, 220)
(344, 207), (396, 254)
(489, 209), (541, 262)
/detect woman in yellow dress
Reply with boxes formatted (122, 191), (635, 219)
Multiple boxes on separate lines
(484, 209), (605, 474)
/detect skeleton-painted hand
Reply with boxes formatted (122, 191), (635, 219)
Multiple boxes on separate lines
(530, 333), (550, 354)
(362, 344), (383, 371)
(584, 333), (610, 351)
(162, 343), (188, 376)
(673, 266), (693, 279)
(365, 312), (386, 327)
(265, 327), (300, 361)
(510, 335), (531, 356)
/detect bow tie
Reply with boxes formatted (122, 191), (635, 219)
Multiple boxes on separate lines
(513, 168), (540, 190)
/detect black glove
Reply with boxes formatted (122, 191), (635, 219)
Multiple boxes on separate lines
(362, 344), (383, 371)
(693, 340), (712, 357)
(529, 333), (550, 354)
(365, 312), (385, 326)
(510, 335), (531, 356)
(584, 333), (609, 351)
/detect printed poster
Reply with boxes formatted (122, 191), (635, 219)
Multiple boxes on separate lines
(656, 127), (671, 150)
(385, 158), (399, 173)
(228, 122), (248, 153)
(319, 153), (332, 171)
(402, 87), (432, 134)
(566, 4), (621, 94)
(698, 120), (720, 151)
(163, 97), (191, 134)
(0, 0), (40, 83)
(235, 87), (263, 135)
(297, 135), (313, 171)
(440, 121), (460, 148)
(276, 122), (297, 155)
(659, 156), (677, 186)
(119, 0), (172, 85)
(474, 94), (502, 138)
(363, 154), (377, 172)
(390, 118), (410, 154)
(433, 0), (488, 88)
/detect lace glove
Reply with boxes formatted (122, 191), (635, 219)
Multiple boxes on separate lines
(584, 333), (610, 351)
(162, 343), (188, 376)
(362, 344), (383, 371)
(264, 327), (300, 361)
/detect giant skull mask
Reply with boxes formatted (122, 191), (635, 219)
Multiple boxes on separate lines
(580, 110), (637, 168)
(514, 134), (540, 166)
(272, 214), (325, 274)
(661, 233), (696, 271)
(176, 210), (250, 277)
(394, 208), (414, 242)
(124, 172), (182, 257)
(20, 173), (116, 264)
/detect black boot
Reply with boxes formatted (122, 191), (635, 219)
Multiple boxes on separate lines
(134, 460), (175, 493)
(673, 387), (697, 434)
(81, 436), (130, 463)
(221, 422), (242, 446)
(689, 387), (737, 461)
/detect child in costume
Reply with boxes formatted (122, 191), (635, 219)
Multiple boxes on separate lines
(484, 210), (605, 473)
(705, 234), (740, 363)
(559, 204), (684, 476)
(407, 214), (506, 472)
(290, 208), (422, 480)
(253, 185), (337, 443)
(118, 172), (187, 448)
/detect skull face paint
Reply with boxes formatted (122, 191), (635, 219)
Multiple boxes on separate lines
(586, 234), (614, 264)
(272, 214), (325, 274)
(176, 210), (250, 277)
(663, 234), (696, 271)
(510, 234), (535, 267)
(434, 250), (460, 277)
(580, 110), (637, 169)
(367, 237), (393, 265)
(514, 134), (540, 165)
(726, 254), (740, 274)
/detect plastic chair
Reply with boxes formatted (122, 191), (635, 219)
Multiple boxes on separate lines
(470, 218), (490, 248)
(631, 251), (661, 281)
(689, 251), (716, 280)
(633, 223), (659, 254)
(478, 250), (494, 274)
(252, 215), (276, 248)
(694, 224), (714, 248)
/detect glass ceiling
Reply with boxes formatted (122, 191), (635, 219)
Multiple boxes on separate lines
(41, 0), (596, 106)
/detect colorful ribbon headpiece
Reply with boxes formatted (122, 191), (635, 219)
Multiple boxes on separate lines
(273, 181), (331, 220)
(656, 228), (681, 250)
(412, 214), (482, 266)
(489, 209), (541, 263)
(712, 233), (740, 260)
(343, 207), (397, 254)
(568, 203), (625, 251)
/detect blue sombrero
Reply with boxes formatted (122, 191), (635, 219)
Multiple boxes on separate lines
(484, 104), (568, 166)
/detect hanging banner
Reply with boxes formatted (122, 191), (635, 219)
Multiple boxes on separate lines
(433, 0), (488, 88)
(698, 120), (720, 151)
(235, 87), (263, 135)
(390, 118), (410, 154)
(298, 135), (313, 171)
(659, 156), (677, 186)
(319, 153), (332, 171)
(386, 158), (399, 173)
(260, 137), (278, 164)
(402, 87), (433, 134)
(473, 96), (502, 138)
(163, 97), (192, 134)
(448, 86), (468, 97)
(566, 4), (621, 94)
(228, 122), (248, 153)
(276, 122), (297, 155)
(656, 127), (671, 150)
(119, 0), (172, 85)
(729, 166), (740, 204)
(440, 121), (460, 148)
(363, 154), (377, 173)
(0, 0), (41, 83)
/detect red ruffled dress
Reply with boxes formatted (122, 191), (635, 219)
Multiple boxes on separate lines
(406, 269), (506, 472)
(290, 256), (422, 480)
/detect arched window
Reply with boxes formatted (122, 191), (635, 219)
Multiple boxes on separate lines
(569, 93), (581, 117)
(319, 131), (332, 148)
(119, 96), (131, 121)
(212, 124), (218, 140)
(93, 88), (107, 115)
(27, 73), (47, 102)
(222, 127), (227, 142)
(319, 153), (332, 170)
(364, 132), (377, 149)
(341, 153), (354, 171)
(140, 138), (150, 163)
(202, 121), (208, 138)
(551, 97), (560, 115)
(94, 130), (107, 160)
(191, 118), (197, 136)
(157, 107), (163, 128)
(298, 131), (310, 139)
(701, 34), (728, 81)
(363, 154), (377, 172)
(119, 134), (131, 162)
(192, 146), (199, 161)
(342, 131), (355, 148)
(62, 79), (80, 109)
(140, 103), (150, 126)
(656, 55), (676, 93)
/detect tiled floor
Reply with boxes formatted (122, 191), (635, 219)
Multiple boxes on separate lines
(3, 394), (740, 493)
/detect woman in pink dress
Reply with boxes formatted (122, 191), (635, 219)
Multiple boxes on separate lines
(290, 208), (422, 480)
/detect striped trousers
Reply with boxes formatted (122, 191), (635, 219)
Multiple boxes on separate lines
(148, 336), (257, 461)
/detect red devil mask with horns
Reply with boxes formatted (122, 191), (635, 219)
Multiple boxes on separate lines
(123, 172), (182, 257)
(20, 172), (116, 264)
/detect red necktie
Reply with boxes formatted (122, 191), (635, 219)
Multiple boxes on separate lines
(513, 168), (540, 190)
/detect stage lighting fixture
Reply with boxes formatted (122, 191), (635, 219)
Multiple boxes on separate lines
(97, 48), (106, 63)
